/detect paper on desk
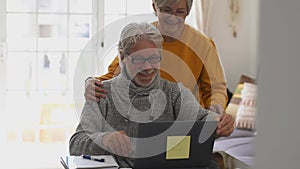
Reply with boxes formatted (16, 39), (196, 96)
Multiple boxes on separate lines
(72, 155), (119, 169)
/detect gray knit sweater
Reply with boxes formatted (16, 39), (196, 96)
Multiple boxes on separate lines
(69, 73), (216, 159)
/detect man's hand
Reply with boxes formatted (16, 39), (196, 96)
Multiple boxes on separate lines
(84, 77), (107, 102)
(216, 113), (234, 137)
(102, 131), (132, 157)
(209, 104), (234, 137)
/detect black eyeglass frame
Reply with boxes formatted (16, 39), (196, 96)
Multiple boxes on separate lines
(124, 53), (162, 65)
(157, 6), (189, 17)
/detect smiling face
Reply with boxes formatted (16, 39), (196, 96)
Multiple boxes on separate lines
(153, 0), (188, 39)
(122, 39), (161, 87)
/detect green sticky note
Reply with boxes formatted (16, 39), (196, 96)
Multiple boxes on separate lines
(166, 136), (191, 160)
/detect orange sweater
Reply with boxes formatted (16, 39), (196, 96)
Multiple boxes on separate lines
(97, 23), (227, 109)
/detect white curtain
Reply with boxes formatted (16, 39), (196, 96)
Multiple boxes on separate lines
(201, 0), (214, 36)
(187, 0), (214, 37)
(188, 0), (241, 38)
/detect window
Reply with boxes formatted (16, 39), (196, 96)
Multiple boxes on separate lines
(99, 0), (154, 76)
(0, 0), (155, 168)
(2, 0), (97, 168)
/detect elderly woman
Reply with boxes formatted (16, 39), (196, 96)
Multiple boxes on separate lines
(69, 22), (219, 168)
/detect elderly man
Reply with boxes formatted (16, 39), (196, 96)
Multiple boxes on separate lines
(84, 0), (234, 138)
(70, 22), (220, 169)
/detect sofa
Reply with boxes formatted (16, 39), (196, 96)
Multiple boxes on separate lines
(213, 74), (257, 169)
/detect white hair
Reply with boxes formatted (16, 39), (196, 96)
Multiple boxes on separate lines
(153, 0), (193, 14)
(118, 22), (163, 60)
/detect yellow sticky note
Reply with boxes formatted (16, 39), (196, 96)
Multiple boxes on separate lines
(166, 136), (191, 160)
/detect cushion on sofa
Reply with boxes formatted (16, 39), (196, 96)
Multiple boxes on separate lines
(235, 82), (257, 130)
(226, 74), (257, 130)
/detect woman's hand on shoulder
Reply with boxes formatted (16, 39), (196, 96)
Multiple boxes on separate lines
(84, 77), (107, 102)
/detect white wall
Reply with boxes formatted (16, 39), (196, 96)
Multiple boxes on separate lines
(0, 0), (6, 108)
(0, 0), (6, 144)
(255, 0), (300, 168)
(209, 0), (258, 91)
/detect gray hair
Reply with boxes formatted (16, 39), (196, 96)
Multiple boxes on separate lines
(153, 0), (193, 14)
(118, 22), (163, 60)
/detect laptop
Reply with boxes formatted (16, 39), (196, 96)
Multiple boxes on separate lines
(130, 120), (217, 169)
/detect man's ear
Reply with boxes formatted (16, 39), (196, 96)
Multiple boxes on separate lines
(152, 3), (158, 16)
(119, 55), (125, 68)
(119, 54), (124, 61)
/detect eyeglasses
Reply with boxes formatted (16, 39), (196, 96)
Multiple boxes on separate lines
(158, 6), (188, 17)
(125, 53), (161, 65)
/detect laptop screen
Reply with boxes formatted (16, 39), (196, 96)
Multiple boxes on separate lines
(132, 120), (217, 169)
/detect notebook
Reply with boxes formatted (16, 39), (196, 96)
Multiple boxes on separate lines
(131, 120), (217, 169)
(60, 155), (119, 169)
